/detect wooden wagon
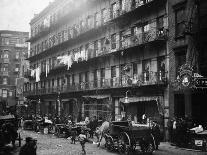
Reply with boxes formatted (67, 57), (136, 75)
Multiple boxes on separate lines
(104, 121), (155, 154)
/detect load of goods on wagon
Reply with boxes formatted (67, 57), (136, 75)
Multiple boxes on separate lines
(103, 120), (156, 154)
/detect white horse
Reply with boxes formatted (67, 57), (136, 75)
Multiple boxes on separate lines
(95, 121), (110, 147)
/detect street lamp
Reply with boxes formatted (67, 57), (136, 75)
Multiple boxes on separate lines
(124, 90), (130, 104)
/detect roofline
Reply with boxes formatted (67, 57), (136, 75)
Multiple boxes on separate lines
(0, 30), (29, 34)
(29, 0), (61, 25)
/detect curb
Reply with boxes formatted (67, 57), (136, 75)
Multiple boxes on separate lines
(160, 142), (204, 152)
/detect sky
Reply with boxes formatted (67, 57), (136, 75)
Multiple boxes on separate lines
(0, 0), (54, 32)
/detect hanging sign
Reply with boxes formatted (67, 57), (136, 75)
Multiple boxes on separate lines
(179, 64), (193, 88)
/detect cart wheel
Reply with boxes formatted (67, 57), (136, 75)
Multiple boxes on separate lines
(105, 135), (114, 151)
(145, 142), (154, 154)
(118, 132), (131, 155)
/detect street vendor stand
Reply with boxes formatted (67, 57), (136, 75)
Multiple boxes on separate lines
(189, 126), (207, 151)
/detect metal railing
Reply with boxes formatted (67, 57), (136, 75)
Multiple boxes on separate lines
(28, 0), (159, 55)
(24, 71), (167, 96)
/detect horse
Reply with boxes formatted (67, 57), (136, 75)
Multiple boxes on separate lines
(95, 121), (110, 147)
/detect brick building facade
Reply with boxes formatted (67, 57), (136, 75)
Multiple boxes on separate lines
(0, 30), (29, 114)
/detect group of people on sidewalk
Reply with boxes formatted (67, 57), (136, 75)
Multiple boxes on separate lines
(167, 116), (204, 147)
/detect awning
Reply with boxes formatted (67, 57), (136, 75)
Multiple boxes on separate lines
(119, 96), (164, 116)
(82, 95), (110, 99)
(120, 96), (159, 103)
(0, 115), (15, 120)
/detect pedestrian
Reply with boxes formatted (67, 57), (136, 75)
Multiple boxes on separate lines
(167, 118), (173, 142)
(70, 130), (77, 144)
(78, 129), (92, 154)
(172, 118), (177, 144)
(151, 121), (161, 150)
(20, 117), (24, 129)
(19, 137), (37, 155)
(78, 130), (87, 154)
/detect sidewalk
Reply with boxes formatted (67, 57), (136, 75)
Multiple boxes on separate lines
(159, 142), (206, 154)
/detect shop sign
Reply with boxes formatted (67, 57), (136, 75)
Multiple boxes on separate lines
(194, 77), (207, 88)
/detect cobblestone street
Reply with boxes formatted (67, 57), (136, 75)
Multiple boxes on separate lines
(9, 130), (207, 155)
(14, 130), (116, 155)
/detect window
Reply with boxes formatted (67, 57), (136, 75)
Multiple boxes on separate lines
(57, 77), (60, 86)
(111, 33), (117, 50)
(175, 49), (186, 76)
(79, 73), (83, 83)
(175, 8), (185, 37)
(132, 62), (138, 75)
(111, 66), (116, 78)
(2, 89), (7, 98)
(80, 20), (85, 31)
(94, 40), (98, 57)
(72, 74), (75, 86)
(111, 3), (118, 19)
(2, 50), (9, 58)
(3, 77), (8, 85)
(120, 31), (124, 48)
(157, 16), (164, 29)
(111, 66), (117, 86)
(143, 59), (151, 82)
(120, 0), (126, 11)
(93, 69), (98, 87)
(94, 12), (99, 27)
(173, 1), (186, 38)
(100, 37), (105, 52)
(100, 68), (105, 84)
(86, 15), (94, 29)
(101, 8), (107, 24)
(52, 79), (54, 87)
(143, 23), (150, 32)
(157, 56), (166, 80)
(16, 52), (20, 59)
(3, 38), (9, 45)
(85, 71), (89, 88)
(2, 64), (8, 72)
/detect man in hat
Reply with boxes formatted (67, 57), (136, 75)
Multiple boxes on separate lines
(19, 137), (37, 155)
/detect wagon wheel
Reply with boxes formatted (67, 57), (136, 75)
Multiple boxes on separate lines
(118, 132), (131, 155)
(141, 134), (155, 154)
(105, 135), (114, 151)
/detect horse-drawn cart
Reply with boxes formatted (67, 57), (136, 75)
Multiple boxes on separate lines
(104, 121), (155, 154)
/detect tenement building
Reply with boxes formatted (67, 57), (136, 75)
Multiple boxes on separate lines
(0, 30), (29, 114)
(168, 0), (207, 129)
(25, 0), (170, 139)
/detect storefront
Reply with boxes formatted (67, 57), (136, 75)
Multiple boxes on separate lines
(82, 95), (112, 120)
(119, 96), (165, 132)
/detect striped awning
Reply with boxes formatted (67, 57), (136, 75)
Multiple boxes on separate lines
(83, 95), (110, 99)
(120, 96), (159, 103)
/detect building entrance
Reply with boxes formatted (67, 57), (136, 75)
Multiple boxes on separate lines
(192, 92), (207, 125)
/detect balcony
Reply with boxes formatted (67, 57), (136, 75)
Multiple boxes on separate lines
(24, 71), (167, 96)
(39, 27), (167, 74)
(28, 0), (166, 61)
